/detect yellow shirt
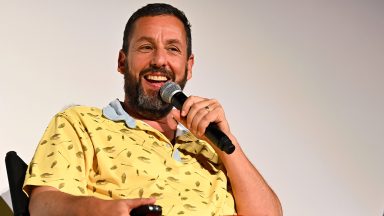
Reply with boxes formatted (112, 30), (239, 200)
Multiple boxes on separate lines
(24, 100), (235, 215)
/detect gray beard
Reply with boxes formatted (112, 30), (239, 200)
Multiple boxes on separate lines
(135, 82), (173, 120)
(123, 65), (188, 120)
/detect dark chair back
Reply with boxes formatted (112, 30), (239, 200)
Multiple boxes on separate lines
(5, 151), (30, 216)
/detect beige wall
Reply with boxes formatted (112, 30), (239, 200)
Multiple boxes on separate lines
(1, 0), (383, 215)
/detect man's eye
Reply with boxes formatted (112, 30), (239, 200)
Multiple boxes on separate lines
(168, 46), (180, 53)
(139, 45), (153, 51)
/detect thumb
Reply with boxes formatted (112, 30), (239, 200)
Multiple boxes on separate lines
(170, 108), (183, 124)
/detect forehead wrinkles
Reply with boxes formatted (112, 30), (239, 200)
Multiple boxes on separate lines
(130, 16), (187, 47)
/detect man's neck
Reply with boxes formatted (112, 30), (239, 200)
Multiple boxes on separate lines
(142, 116), (178, 142)
(122, 100), (178, 142)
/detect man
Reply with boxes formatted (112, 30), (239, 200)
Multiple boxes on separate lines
(23, 3), (282, 216)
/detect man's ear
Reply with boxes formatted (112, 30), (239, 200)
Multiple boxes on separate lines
(117, 50), (127, 74)
(186, 54), (194, 80)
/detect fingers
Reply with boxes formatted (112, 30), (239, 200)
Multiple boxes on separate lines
(170, 109), (182, 123)
(180, 96), (228, 137)
(189, 102), (219, 137)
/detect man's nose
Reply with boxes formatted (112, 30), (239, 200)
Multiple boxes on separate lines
(151, 48), (167, 67)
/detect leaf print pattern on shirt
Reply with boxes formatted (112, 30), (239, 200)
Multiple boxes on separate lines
(107, 135), (112, 141)
(40, 173), (53, 178)
(50, 161), (57, 168)
(75, 151), (83, 158)
(183, 204), (197, 211)
(24, 105), (236, 216)
(96, 180), (107, 185)
(121, 173), (126, 183)
(103, 146), (115, 153)
(59, 183), (65, 189)
(50, 134), (60, 140)
(137, 156), (150, 163)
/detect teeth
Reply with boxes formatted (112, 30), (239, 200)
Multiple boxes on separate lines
(146, 75), (168, 81)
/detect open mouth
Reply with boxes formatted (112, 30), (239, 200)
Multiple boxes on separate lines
(144, 74), (170, 83)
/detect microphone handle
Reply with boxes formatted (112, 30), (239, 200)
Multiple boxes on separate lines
(171, 92), (235, 154)
(171, 91), (187, 110)
(205, 124), (235, 154)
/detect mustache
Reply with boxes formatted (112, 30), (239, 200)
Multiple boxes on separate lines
(139, 66), (175, 81)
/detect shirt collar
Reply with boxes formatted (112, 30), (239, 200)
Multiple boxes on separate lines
(102, 99), (189, 137)
(102, 99), (217, 164)
(102, 99), (136, 128)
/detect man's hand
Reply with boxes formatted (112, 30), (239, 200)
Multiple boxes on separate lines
(89, 197), (156, 216)
(29, 186), (156, 216)
(171, 96), (231, 141)
(171, 95), (283, 215)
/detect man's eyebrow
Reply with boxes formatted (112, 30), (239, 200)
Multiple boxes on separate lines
(135, 36), (154, 43)
(134, 37), (182, 45)
(166, 39), (182, 45)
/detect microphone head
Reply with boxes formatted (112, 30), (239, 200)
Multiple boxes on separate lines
(160, 82), (182, 104)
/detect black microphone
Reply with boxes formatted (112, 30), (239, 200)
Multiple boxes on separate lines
(160, 82), (235, 154)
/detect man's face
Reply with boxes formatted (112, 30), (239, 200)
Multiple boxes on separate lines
(118, 15), (194, 120)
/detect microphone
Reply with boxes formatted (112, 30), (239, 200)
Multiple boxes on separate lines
(160, 82), (235, 154)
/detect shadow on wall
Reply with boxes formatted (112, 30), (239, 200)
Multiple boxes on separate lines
(0, 190), (12, 216)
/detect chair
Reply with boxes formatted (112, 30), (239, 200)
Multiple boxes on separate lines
(5, 151), (30, 216)
(0, 196), (13, 216)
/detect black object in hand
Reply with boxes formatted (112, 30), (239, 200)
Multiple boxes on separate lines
(130, 204), (162, 216)
(160, 81), (235, 154)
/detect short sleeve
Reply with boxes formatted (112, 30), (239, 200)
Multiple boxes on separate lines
(23, 111), (91, 197)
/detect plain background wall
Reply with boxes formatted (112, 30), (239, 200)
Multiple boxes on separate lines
(1, 0), (383, 215)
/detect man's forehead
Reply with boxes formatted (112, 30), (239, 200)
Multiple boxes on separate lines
(131, 15), (186, 40)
